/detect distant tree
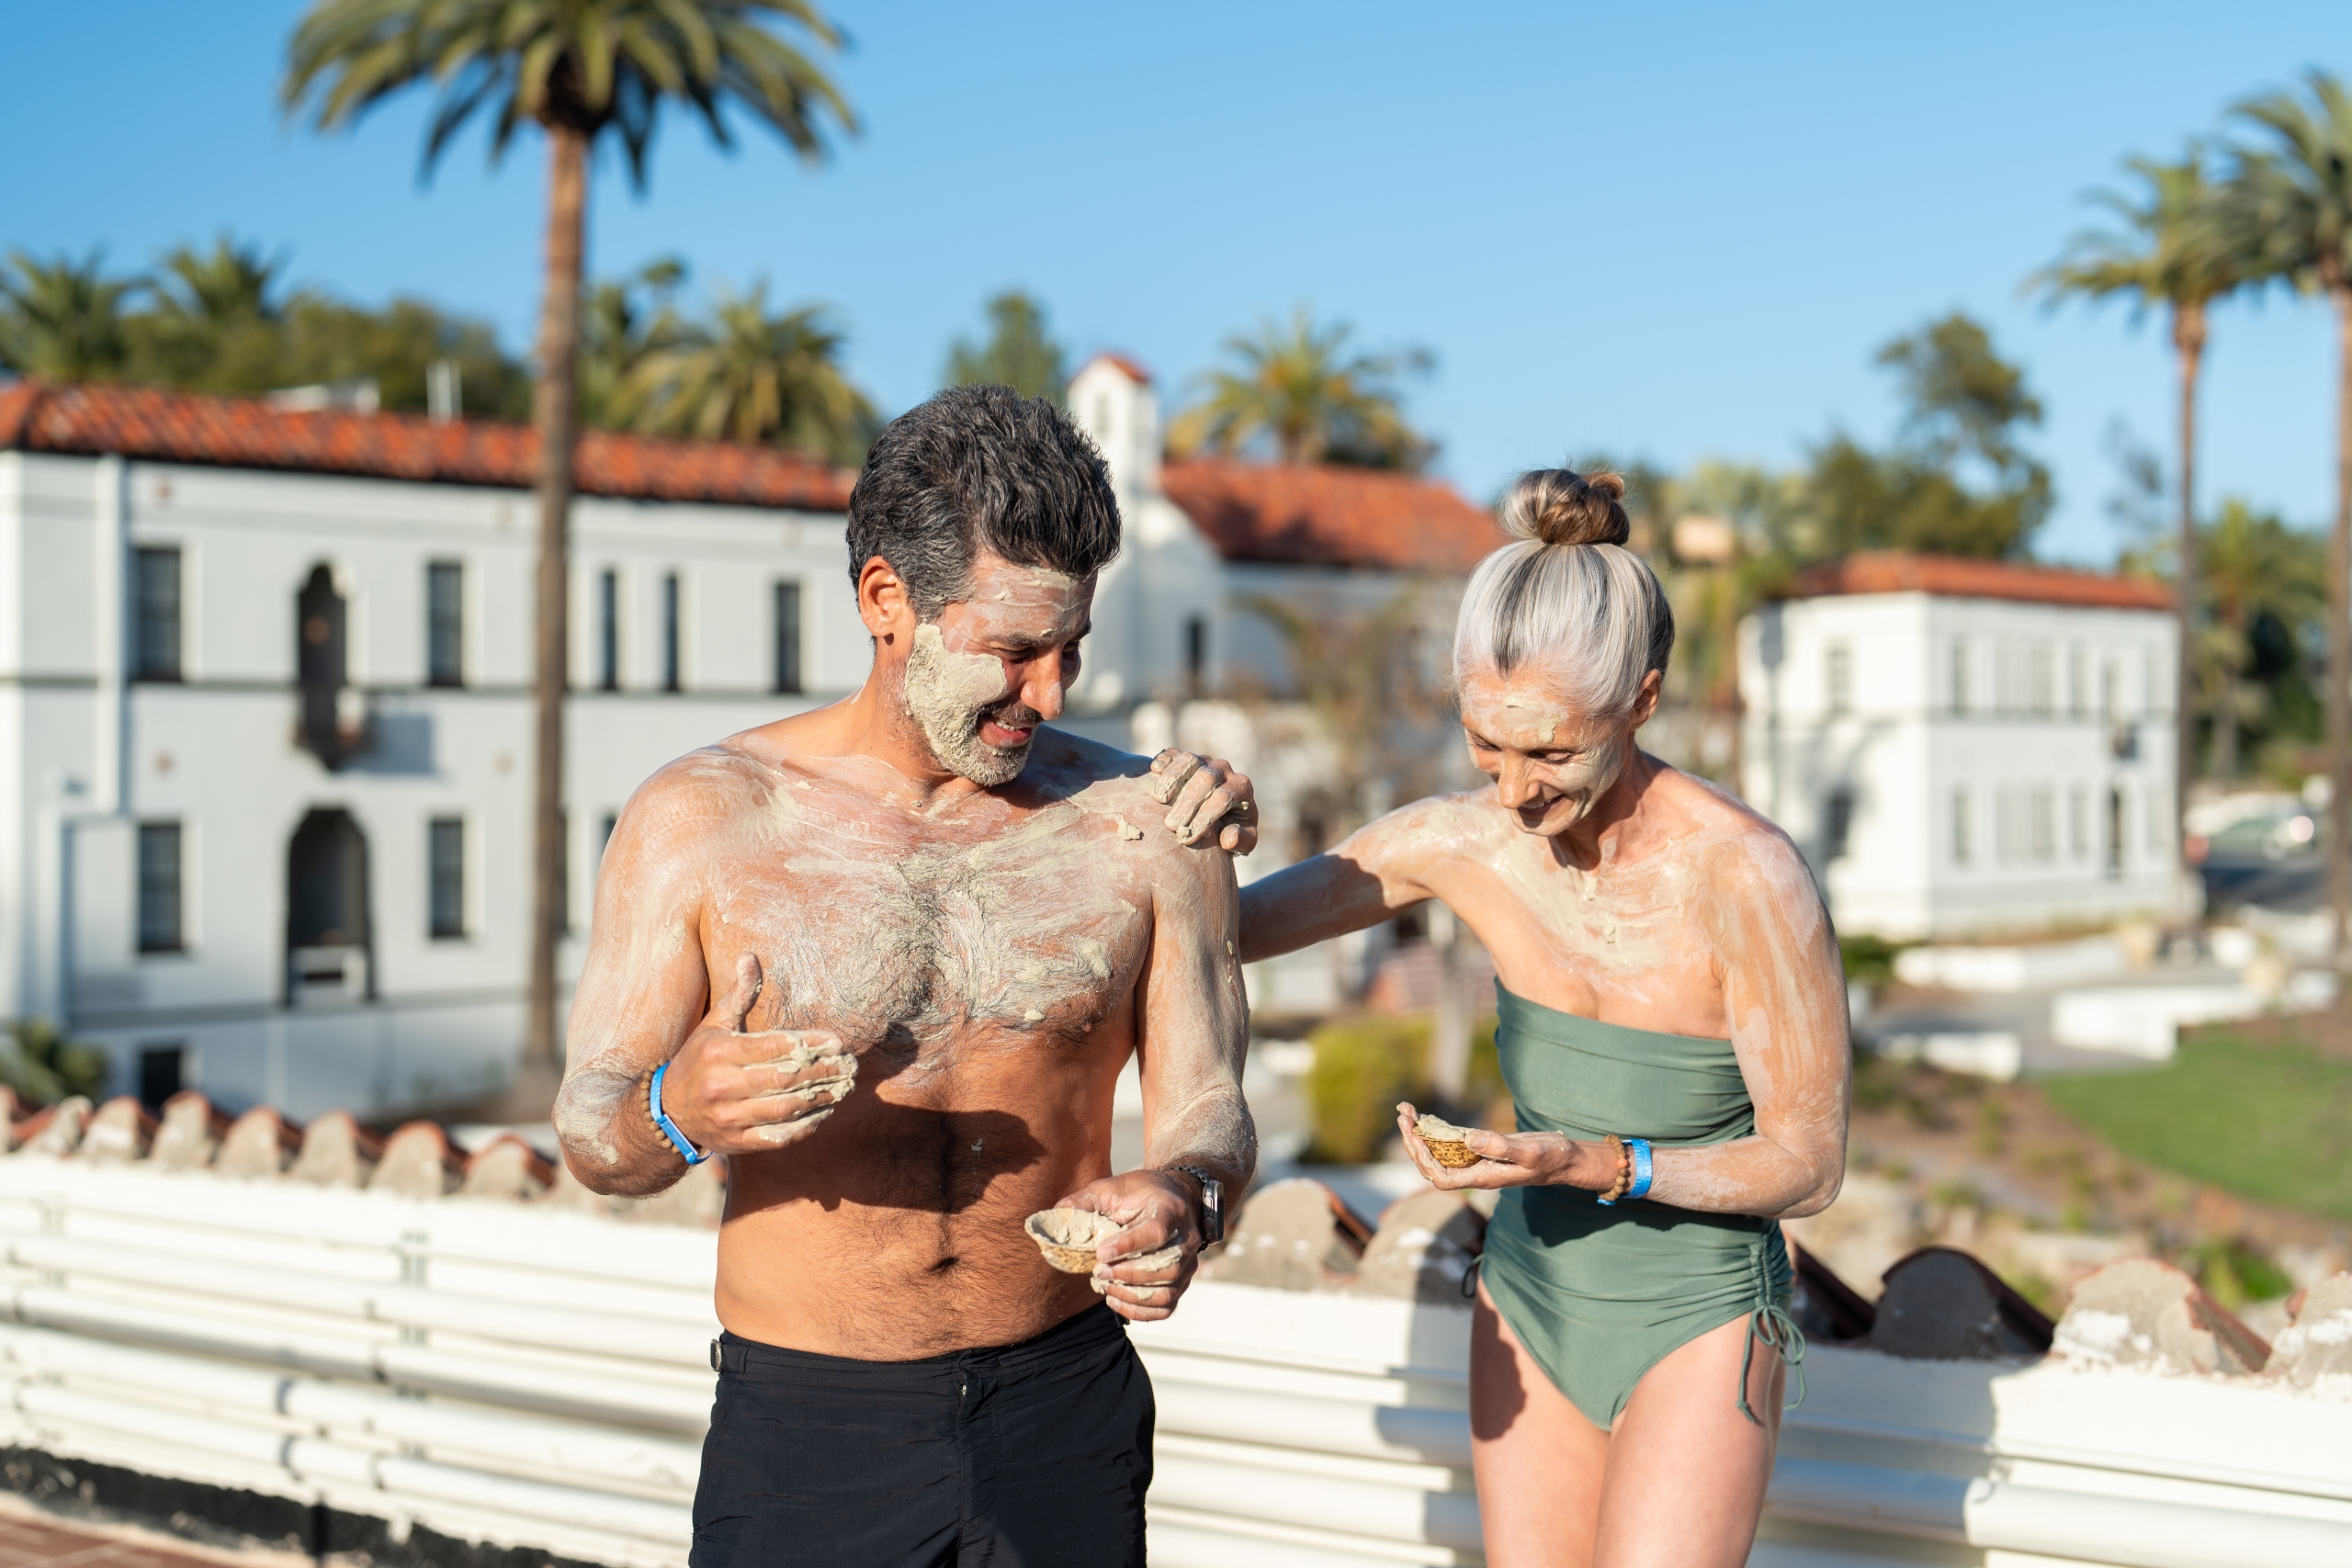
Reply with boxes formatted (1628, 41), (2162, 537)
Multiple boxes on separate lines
(1171, 308), (1432, 469)
(0, 249), (140, 378)
(2195, 500), (2326, 778)
(126, 236), (294, 392)
(2224, 70), (2352, 943)
(618, 280), (876, 461)
(273, 294), (534, 418)
(945, 290), (1068, 400)
(579, 257), (688, 427)
(1800, 313), (2050, 559)
(0, 1021), (108, 1109)
(284, 0), (855, 1086)
(2032, 151), (2249, 824)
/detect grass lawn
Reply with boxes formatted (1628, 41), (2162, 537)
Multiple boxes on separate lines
(2041, 1033), (2352, 1220)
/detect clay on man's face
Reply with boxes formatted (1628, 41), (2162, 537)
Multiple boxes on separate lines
(900, 555), (1093, 786)
(1455, 662), (1634, 838)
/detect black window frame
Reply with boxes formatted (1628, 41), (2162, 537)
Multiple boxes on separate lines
(428, 816), (466, 940)
(774, 580), (804, 694)
(426, 560), (465, 687)
(662, 571), (682, 693)
(598, 569), (620, 691)
(132, 546), (183, 682)
(137, 820), (185, 953)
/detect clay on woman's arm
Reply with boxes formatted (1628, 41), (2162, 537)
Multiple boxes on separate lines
(1642, 833), (1850, 1219)
(1236, 797), (1459, 962)
(1136, 831), (1256, 1190)
(555, 765), (723, 1196)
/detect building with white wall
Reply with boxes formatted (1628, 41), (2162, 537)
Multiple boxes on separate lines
(1740, 551), (2188, 939)
(0, 381), (865, 1119)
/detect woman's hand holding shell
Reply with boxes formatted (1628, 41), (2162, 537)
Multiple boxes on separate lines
(1396, 1103), (1590, 1192)
(662, 953), (858, 1155)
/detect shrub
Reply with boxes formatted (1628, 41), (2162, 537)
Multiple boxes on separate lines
(1302, 1012), (1501, 1164)
(0, 1020), (108, 1108)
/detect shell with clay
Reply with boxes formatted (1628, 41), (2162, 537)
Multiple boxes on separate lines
(1413, 1114), (1484, 1168)
(1024, 1206), (1182, 1294)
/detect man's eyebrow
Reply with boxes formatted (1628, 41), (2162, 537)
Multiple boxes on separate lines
(994, 620), (1092, 653)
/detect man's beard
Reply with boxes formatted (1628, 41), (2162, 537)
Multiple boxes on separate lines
(903, 625), (1037, 786)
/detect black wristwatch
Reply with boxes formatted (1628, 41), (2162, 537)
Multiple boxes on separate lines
(1165, 1163), (1224, 1246)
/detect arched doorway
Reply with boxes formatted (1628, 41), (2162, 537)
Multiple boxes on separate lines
(297, 565), (353, 766)
(287, 808), (372, 1002)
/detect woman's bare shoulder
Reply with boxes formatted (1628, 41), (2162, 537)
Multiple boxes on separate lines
(1645, 765), (1816, 893)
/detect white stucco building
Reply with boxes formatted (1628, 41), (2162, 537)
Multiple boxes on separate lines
(0, 381), (869, 1119)
(1740, 551), (2189, 939)
(0, 369), (1507, 1112)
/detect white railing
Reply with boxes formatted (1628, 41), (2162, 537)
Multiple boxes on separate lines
(0, 1156), (2345, 1568)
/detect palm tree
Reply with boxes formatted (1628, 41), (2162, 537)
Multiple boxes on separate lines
(618, 280), (876, 460)
(2196, 499), (2326, 778)
(0, 250), (140, 378)
(578, 256), (687, 428)
(2031, 151), (2247, 846)
(133, 236), (291, 389)
(2224, 71), (2352, 946)
(283, 1), (854, 1094)
(1171, 308), (1431, 468)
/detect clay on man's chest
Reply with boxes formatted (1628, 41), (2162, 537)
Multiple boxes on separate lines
(719, 829), (1149, 1050)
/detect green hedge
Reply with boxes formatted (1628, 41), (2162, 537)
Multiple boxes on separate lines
(1302, 1013), (1502, 1164)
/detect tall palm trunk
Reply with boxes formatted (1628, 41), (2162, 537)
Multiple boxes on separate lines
(2173, 301), (2205, 841)
(2328, 275), (2352, 955)
(526, 127), (588, 1089)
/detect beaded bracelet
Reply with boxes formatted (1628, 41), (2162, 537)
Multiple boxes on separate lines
(1595, 1133), (1631, 1203)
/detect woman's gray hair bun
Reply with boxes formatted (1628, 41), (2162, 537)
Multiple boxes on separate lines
(1454, 466), (1673, 719)
(1498, 467), (1631, 548)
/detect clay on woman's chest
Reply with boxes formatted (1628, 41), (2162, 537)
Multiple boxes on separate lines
(717, 802), (1150, 1065)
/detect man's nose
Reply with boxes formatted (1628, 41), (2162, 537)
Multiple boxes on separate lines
(1020, 649), (1069, 721)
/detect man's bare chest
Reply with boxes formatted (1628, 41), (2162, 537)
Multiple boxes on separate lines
(707, 817), (1154, 1058)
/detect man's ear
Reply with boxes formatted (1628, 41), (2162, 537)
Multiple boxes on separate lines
(858, 557), (914, 643)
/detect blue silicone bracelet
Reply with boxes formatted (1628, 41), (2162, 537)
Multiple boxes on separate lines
(1626, 1137), (1655, 1201)
(649, 1062), (708, 1166)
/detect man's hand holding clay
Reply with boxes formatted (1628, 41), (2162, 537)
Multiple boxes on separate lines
(656, 953), (857, 1156)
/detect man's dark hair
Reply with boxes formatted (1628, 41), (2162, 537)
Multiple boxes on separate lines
(845, 385), (1122, 616)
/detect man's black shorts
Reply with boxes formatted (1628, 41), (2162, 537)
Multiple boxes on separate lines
(691, 1305), (1153, 1568)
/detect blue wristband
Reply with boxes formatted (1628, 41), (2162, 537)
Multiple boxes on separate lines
(649, 1062), (708, 1166)
(1626, 1137), (1655, 1201)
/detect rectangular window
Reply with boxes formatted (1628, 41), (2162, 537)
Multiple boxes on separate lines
(2030, 785), (2056, 863)
(1951, 787), (1972, 867)
(1995, 645), (2024, 715)
(1825, 642), (1852, 717)
(2100, 659), (2120, 723)
(426, 561), (464, 687)
(2067, 645), (2089, 717)
(2030, 645), (2055, 717)
(559, 808), (571, 933)
(2070, 784), (2089, 861)
(1185, 615), (1208, 694)
(138, 1043), (186, 1110)
(662, 571), (682, 693)
(1950, 642), (1968, 715)
(774, 581), (803, 694)
(428, 817), (465, 939)
(1823, 786), (1854, 861)
(132, 547), (182, 682)
(598, 570), (620, 691)
(137, 821), (183, 953)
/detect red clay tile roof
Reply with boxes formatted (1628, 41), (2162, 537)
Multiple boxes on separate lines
(1786, 550), (2173, 612)
(0, 378), (854, 511)
(1160, 457), (1503, 572)
(1080, 352), (1154, 385)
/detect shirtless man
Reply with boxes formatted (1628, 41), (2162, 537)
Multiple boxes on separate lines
(554, 387), (1257, 1568)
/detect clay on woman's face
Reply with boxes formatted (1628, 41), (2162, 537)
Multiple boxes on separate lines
(901, 556), (1094, 785)
(1455, 663), (1634, 838)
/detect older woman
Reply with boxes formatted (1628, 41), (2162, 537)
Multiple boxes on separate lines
(1228, 468), (1849, 1568)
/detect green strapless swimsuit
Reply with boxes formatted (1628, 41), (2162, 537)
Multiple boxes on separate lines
(1479, 984), (1803, 1431)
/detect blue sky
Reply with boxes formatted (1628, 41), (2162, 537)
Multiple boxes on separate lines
(4, 2), (2348, 564)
